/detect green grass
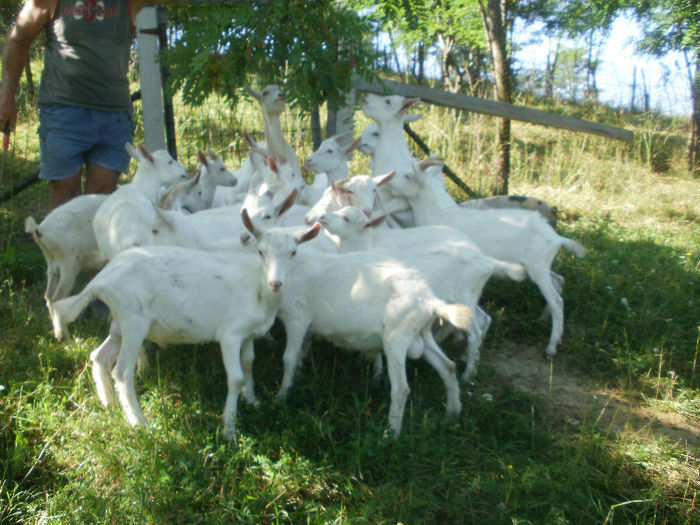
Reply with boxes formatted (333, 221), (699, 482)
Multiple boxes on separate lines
(1, 68), (698, 523)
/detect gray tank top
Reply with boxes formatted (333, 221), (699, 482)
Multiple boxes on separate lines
(37, 0), (134, 112)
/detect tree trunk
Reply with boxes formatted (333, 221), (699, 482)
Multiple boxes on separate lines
(417, 41), (425, 82)
(479, 0), (511, 195)
(545, 34), (562, 99)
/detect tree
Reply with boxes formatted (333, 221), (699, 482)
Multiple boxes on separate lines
(634, 0), (700, 175)
(161, 1), (376, 115)
(479, 0), (512, 194)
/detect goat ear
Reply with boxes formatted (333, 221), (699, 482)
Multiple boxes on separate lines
(157, 182), (187, 210)
(241, 208), (261, 239)
(276, 189), (298, 217)
(344, 136), (362, 157)
(365, 215), (386, 229)
(267, 156), (278, 173)
(197, 150), (208, 167)
(375, 169), (396, 186)
(400, 98), (422, 114)
(296, 223), (321, 244)
(419, 157), (444, 171)
(239, 232), (254, 246)
(125, 142), (140, 160)
(137, 144), (155, 164)
(244, 84), (262, 102)
(332, 130), (353, 145)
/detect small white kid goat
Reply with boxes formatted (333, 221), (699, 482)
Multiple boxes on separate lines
(304, 132), (362, 183)
(273, 247), (473, 438)
(92, 143), (188, 260)
(51, 210), (320, 440)
(25, 194), (108, 313)
(179, 150), (237, 212)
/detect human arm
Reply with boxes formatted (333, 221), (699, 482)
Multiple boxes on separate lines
(0, 0), (54, 132)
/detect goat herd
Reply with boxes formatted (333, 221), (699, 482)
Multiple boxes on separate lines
(25, 85), (587, 440)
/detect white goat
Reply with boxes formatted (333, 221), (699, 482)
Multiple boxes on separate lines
(272, 248), (473, 437)
(149, 189), (301, 251)
(179, 150), (237, 212)
(245, 85), (306, 195)
(25, 194), (108, 311)
(304, 170), (396, 225)
(391, 158), (588, 358)
(92, 144), (188, 260)
(318, 205), (527, 380)
(359, 93), (424, 226)
(50, 211), (320, 440)
(356, 113), (423, 172)
(460, 195), (559, 228)
(305, 132), (362, 183)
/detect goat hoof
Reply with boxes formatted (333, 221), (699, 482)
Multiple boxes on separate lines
(222, 426), (237, 442)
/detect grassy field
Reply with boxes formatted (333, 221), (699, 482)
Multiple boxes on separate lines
(0, 73), (698, 524)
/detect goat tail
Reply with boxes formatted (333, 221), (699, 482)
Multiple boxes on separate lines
(435, 302), (472, 332)
(561, 237), (588, 258)
(51, 288), (96, 341)
(24, 216), (42, 243)
(492, 260), (527, 282)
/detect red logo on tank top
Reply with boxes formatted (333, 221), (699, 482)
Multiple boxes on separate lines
(62, 1), (120, 22)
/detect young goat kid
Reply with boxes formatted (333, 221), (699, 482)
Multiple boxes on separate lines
(25, 194), (108, 314)
(92, 143), (188, 260)
(51, 211), (320, 440)
(273, 247), (474, 438)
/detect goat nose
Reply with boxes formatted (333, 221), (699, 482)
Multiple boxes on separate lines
(269, 281), (282, 293)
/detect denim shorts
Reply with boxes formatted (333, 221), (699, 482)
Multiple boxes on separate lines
(38, 103), (133, 181)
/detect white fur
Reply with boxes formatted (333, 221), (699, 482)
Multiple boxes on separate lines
(318, 205), (527, 380)
(50, 217), (320, 440)
(274, 247), (473, 437)
(389, 158), (588, 358)
(92, 144), (188, 260)
(25, 194), (108, 312)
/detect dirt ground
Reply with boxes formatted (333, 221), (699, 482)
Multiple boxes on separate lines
(484, 343), (699, 450)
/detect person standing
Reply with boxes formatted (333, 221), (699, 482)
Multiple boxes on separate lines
(0, 0), (167, 209)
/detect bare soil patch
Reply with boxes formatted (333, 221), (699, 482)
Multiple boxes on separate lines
(485, 343), (699, 450)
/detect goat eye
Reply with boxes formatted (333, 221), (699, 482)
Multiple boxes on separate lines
(343, 216), (349, 223)
(152, 229), (159, 235)
(385, 99), (391, 105)
(258, 249), (264, 257)
(291, 249), (297, 257)
(373, 132), (379, 137)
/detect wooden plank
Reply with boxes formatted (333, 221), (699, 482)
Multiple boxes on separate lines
(136, 8), (167, 152)
(355, 77), (634, 142)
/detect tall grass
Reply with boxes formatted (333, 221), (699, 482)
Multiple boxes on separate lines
(1, 68), (698, 523)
